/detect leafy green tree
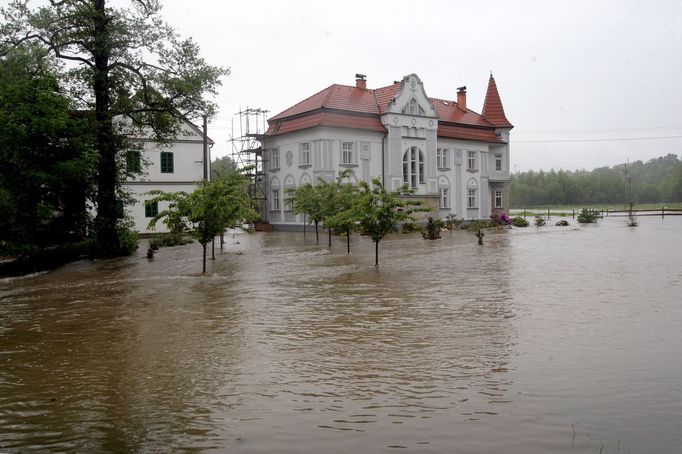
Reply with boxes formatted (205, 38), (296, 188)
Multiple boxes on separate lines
(0, 46), (94, 257)
(353, 178), (425, 266)
(211, 155), (237, 180)
(290, 182), (326, 244)
(325, 170), (360, 254)
(147, 173), (255, 274)
(1, 0), (227, 257)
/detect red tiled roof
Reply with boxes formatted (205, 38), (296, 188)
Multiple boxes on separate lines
(267, 110), (385, 135)
(437, 124), (505, 143)
(481, 74), (513, 128)
(268, 76), (511, 142)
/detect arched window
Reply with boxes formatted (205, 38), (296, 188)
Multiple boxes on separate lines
(401, 98), (426, 116)
(403, 146), (425, 189)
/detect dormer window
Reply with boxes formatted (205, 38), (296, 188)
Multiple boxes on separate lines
(402, 98), (425, 116)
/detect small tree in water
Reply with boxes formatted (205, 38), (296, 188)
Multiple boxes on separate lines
(422, 217), (442, 240)
(577, 208), (599, 224)
(147, 172), (255, 274)
(324, 170), (359, 254)
(353, 178), (425, 266)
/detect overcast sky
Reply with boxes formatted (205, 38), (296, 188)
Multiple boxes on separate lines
(158, 0), (682, 172)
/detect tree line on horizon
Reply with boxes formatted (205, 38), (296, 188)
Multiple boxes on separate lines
(510, 153), (682, 207)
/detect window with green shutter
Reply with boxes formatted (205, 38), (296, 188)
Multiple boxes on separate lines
(126, 149), (141, 174)
(145, 200), (158, 218)
(160, 151), (174, 173)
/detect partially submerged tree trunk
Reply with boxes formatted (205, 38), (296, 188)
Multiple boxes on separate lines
(328, 228), (332, 247)
(202, 242), (207, 274)
(211, 237), (215, 260)
(375, 240), (380, 266)
(346, 227), (351, 254)
(92, 0), (120, 257)
(315, 220), (319, 244)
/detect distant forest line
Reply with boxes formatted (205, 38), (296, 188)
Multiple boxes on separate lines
(510, 153), (682, 208)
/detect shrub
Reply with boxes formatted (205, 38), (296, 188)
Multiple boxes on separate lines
(512, 216), (529, 227)
(491, 211), (512, 226)
(444, 214), (463, 230)
(422, 217), (442, 240)
(401, 222), (423, 233)
(577, 208), (599, 224)
(534, 216), (546, 226)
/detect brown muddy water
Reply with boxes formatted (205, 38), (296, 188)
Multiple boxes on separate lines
(1, 217), (681, 453)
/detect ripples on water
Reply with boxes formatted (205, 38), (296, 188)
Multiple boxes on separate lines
(1, 217), (681, 452)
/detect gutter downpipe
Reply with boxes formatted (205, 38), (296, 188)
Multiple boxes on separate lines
(381, 132), (387, 186)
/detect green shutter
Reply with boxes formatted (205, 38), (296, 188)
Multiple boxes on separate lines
(145, 200), (158, 218)
(160, 152), (174, 173)
(126, 150), (141, 173)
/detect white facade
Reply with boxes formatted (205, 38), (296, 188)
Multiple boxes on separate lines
(262, 74), (512, 228)
(123, 119), (209, 233)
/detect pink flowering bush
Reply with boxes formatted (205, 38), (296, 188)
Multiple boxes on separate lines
(491, 211), (512, 226)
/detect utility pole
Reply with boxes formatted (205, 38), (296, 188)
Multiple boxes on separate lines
(202, 114), (208, 181)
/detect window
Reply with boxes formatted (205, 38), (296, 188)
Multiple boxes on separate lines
(300, 143), (310, 166)
(145, 200), (158, 218)
(270, 148), (280, 170)
(467, 151), (476, 171)
(402, 146), (425, 189)
(342, 142), (354, 165)
(468, 189), (477, 208)
(160, 152), (174, 173)
(402, 98), (426, 116)
(495, 189), (504, 208)
(440, 187), (450, 209)
(284, 189), (294, 211)
(126, 150), (141, 174)
(495, 153), (503, 171)
(271, 189), (280, 211)
(437, 148), (449, 169)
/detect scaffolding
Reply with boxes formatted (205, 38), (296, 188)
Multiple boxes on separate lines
(228, 107), (269, 217)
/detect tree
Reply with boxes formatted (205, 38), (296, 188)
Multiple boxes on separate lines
(325, 170), (360, 254)
(1, 0), (228, 257)
(290, 182), (325, 244)
(211, 155), (237, 180)
(353, 178), (425, 266)
(147, 172), (255, 274)
(0, 46), (94, 257)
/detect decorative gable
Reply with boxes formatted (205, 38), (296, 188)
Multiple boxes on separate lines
(385, 74), (438, 118)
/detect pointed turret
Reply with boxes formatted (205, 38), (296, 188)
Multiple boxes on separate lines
(482, 73), (513, 128)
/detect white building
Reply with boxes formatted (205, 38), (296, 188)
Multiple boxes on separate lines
(123, 118), (211, 233)
(261, 73), (512, 229)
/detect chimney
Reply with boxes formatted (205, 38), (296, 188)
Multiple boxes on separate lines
(457, 86), (467, 111)
(355, 73), (367, 89)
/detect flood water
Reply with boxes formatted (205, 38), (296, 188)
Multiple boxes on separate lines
(1, 216), (681, 453)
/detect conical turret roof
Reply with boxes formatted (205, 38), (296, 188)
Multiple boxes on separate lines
(482, 73), (513, 128)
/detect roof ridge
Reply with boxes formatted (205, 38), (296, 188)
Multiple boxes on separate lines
(322, 84), (338, 107)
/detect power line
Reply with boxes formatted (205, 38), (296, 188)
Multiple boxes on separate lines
(515, 125), (682, 135)
(516, 135), (682, 143)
